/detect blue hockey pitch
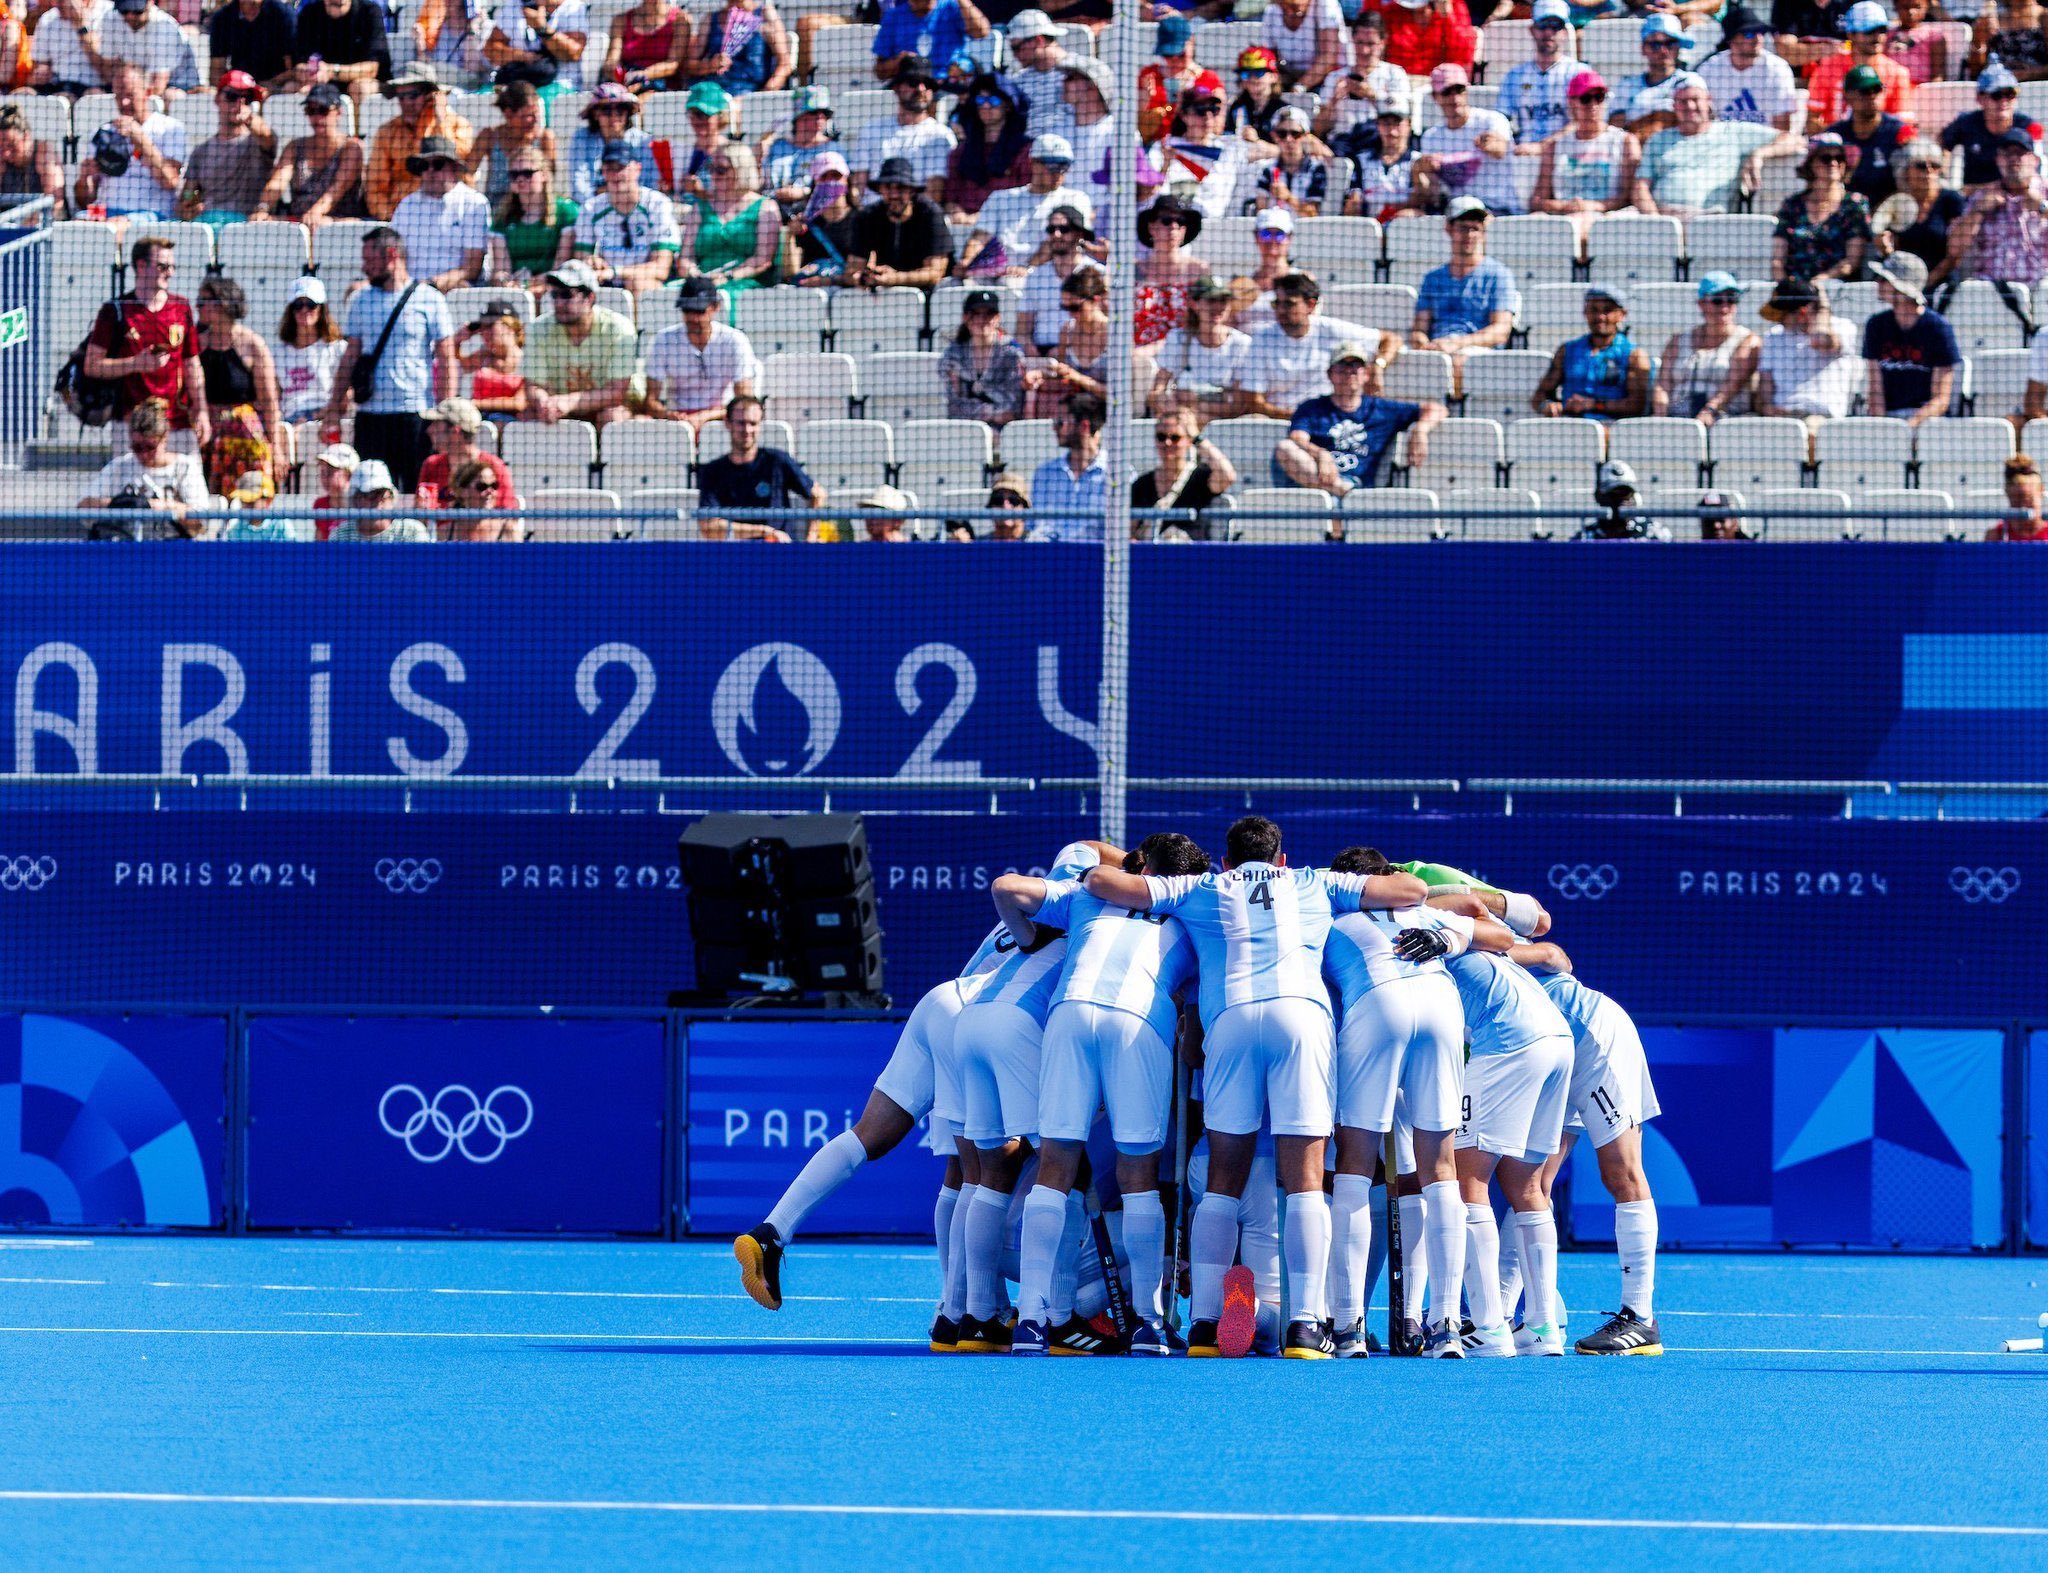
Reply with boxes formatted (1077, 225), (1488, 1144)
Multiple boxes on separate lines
(0, 1238), (2043, 1569)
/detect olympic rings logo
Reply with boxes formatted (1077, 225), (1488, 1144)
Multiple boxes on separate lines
(1548, 863), (1619, 901)
(1949, 866), (2021, 905)
(375, 858), (443, 894)
(0, 856), (56, 892)
(378, 1084), (534, 1163)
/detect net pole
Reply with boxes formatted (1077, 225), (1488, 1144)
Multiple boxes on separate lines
(1098, 0), (1140, 848)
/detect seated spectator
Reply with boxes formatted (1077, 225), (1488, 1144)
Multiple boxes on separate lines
(330, 457), (433, 540)
(857, 482), (912, 541)
(411, 0), (492, 89)
(195, 276), (285, 494)
(366, 66), (473, 221)
(644, 274), (760, 429)
(274, 275), (345, 424)
(1697, 489), (1752, 539)
(1410, 197), (1519, 370)
(1245, 106), (1332, 218)
(414, 396), (518, 529)
(1416, 64), (1519, 216)
(565, 143), (680, 294)
(1015, 203), (1099, 347)
(1059, 55), (1115, 195)
(30, 0), (110, 96)
(1883, 0), (1946, 86)
(78, 399), (209, 536)
(679, 141), (781, 301)
(466, 81), (554, 206)
(1262, 0), (1344, 92)
(1149, 274), (1249, 425)
(569, 85), (650, 206)
(75, 62), (187, 221)
(874, 0), (984, 85)
(1969, 0), (2048, 84)
(102, 0), (194, 100)
(445, 457), (519, 539)
(252, 82), (365, 224)
(0, 105), (67, 217)
(1497, 0), (1578, 149)
(1636, 77), (1801, 217)
(672, 81), (737, 201)
(1754, 276), (1860, 430)
(1225, 205), (1295, 331)
(1948, 128), (2048, 307)
(1155, 72), (1250, 225)
(1987, 453), (2048, 539)
(1131, 408), (1235, 538)
(939, 286), (1026, 426)
(959, 133), (1090, 277)
(690, 0), (790, 96)
(852, 57), (956, 204)
(1807, 3), (1910, 128)
(1862, 251), (1957, 427)
(1614, 15), (1691, 139)
(218, 470), (302, 540)
(1873, 140), (1963, 287)
(288, 0), (392, 108)
(1133, 192), (1210, 347)
(210, 0), (295, 89)
(1226, 46), (1286, 151)
(847, 156), (955, 289)
(1276, 338), (1443, 496)
(1698, 6), (1798, 132)
(1380, 0), (1475, 82)
(1029, 390), (1109, 540)
(1318, 12), (1405, 160)
(483, 0), (589, 93)
(1024, 262), (1108, 415)
(392, 136), (490, 292)
(490, 152), (575, 284)
(942, 72), (1029, 224)
(1235, 268), (1368, 419)
(180, 71), (278, 225)
(1531, 71), (1641, 245)
(1828, 65), (1916, 206)
(1770, 0), (1852, 74)
(455, 298), (525, 419)
(786, 149), (857, 283)
(1003, 12), (1071, 139)
(1575, 458), (1672, 540)
(697, 392), (824, 540)
(945, 471), (1030, 540)
(604, 0), (690, 93)
(1533, 284), (1650, 421)
(1774, 133), (1871, 282)
(762, 86), (838, 208)
(523, 260), (635, 427)
(1346, 94), (1421, 222)
(1653, 270), (1760, 422)
(1137, 15), (1203, 145)
(310, 441), (356, 538)
(1941, 66), (2041, 190)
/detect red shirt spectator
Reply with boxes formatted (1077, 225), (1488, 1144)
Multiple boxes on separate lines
(1366, 0), (1475, 79)
(1988, 455), (2048, 538)
(84, 236), (202, 430)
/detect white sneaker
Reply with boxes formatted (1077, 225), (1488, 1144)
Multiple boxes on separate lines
(1462, 1321), (1517, 1358)
(1514, 1319), (1565, 1357)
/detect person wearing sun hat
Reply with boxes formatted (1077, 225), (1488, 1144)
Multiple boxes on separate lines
(366, 62), (474, 220)
(568, 82), (650, 204)
(1754, 276), (1859, 430)
(1861, 249), (1958, 427)
(1806, 0), (1911, 126)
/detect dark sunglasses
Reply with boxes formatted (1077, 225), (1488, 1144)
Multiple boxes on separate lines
(223, 90), (257, 103)
(972, 93), (1005, 106)
(1578, 89), (1609, 102)
(1704, 292), (1740, 304)
(510, 167), (544, 180)
(1437, 83), (1467, 93)
(425, 159), (460, 172)
(305, 102), (336, 115)
(396, 87), (431, 99)
(1255, 227), (1289, 241)
(291, 299), (320, 309)
(1046, 223), (1078, 235)
(1153, 429), (1187, 441)
(548, 286), (585, 300)
(1532, 16), (1566, 26)
(990, 491), (1027, 506)
(1990, 88), (2020, 99)
(1188, 100), (1223, 112)
(1644, 34), (1681, 45)
(1276, 128), (1304, 138)
(1238, 68), (1268, 78)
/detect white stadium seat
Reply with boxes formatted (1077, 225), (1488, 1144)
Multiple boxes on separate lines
(761, 352), (858, 427)
(1866, 488), (1960, 543)
(1407, 417), (1503, 493)
(1488, 215), (1580, 295)
(1813, 416), (1913, 491)
(1914, 417), (2015, 496)
(1460, 350), (1550, 423)
(526, 489), (624, 539)
(1325, 283), (1418, 335)
(1203, 416), (1290, 489)
(796, 418), (895, 496)
(1710, 416), (1810, 491)
(501, 421), (599, 493)
(995, 417), (1060, 479)
(861, 351), (950, 425)
(1754, 486), (1855, 541)
(1382, 350), (1453, 404)
(1337, 488), (1444, 542)
(1685, 214), (1776, 281)
(1291, 217), (1383, 286)
(830, 287), (926, 357)
(1608, 416), (1708, 491)
(895, 419), (994, 501)
(1968, 349), (2032, 420)
(1506, 416), (1605, 492)
(735, 288), (831, 356)
(600, 421), (695, 496)
(1236, 488), (1331, 543)
(1586, 213), (1685, 285)
(1382, 217), (1450, 289)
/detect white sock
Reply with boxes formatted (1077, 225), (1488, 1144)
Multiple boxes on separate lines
(1398, 1193), (1427, 1324)
(1189, 1192), (1238, 1321)
(1049, 1190), (1086, 1323)
(1283, 1190), (1332, 1325)
(1123, 1189), (1167, 1322)
(1240, 1179), (1286, 1307)
(1421, 1181), (1466, 1334)
(1514, 1207), (1559, 1333)
(1497, 1219), (1524, 1324)
(941, 1184), (975, 1319)
(964, 1184), (1011, 1322)
(1362, 1183), (1389, 1314)
(933, 1184), (960, 1301)
(1328, 1173), (1372, 1328)
(1615, 1199), (1658, 1319)
(1018, 1184), (1066, 1325)
(764, 1129), (865, 1241)
(1463, 1202), (1503, 1329)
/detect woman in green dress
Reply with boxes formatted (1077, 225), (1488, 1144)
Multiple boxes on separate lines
(678, 141), (781, 307)
(490, 154), (578, 291)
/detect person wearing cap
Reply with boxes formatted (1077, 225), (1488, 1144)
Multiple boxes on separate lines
(218, 469), (307, 541)
(1250, 105), (1334, 217)
(1411, 197), (1520, 369)
(1695, 491), (1752, 540)
(851, 57), (957, 202)
(942, 71), (1030, 222)
(1531, 71), (1641, 243)
(602, 0), (690, 92)
(874, 0), (988, 86)
(1827, 63), (1917, 204)
(849, 155), (955, 289)
(688, 0), (791, 96)
(1380, 0), (1475, 82)
(563, 141), (680, 294)
(1653, 271), (1760, 422)
(977, 472), (1032, 540)
(644, 273), (761, 429)
(74, 61), (188, 221)
(1754, 276), (1859, 431)
(1498, 0), (1578, 148)
(288, 0), (391, 105)
(959, 130), (1091, 276)
(1224, 46), (1285, 149)
(1773, 133), (1871, 283)
(1806, 1), (1911, 126)
(1634, 77), (1802, 216)
(670, 80), (737, 202)
(482, 0), (589, 92)
(1416, 63), (1521, 216)
(1971, 0), (2048, 86)
(0, 104), (64, 216)
(565, 85), (649, 206)
(852, 483), (912, 542)
(99, 0), (193, 100)
(455, 298), (525, 417)
(329, 458), (433, 541)
(1612, 17), (1696, 138)
(936, 286), (1026, 426)
(179, 70), (278, 225)
(1138, 15), (1203, 145)
(1532, 284), (1650, 423)
(1236, 269), (1373, 418)
(1149, 273), (1250, 423)
(308, 441), (357, 538)
(1861, 250), (1957, 426)
(324, 227), (458, 491)
(761, 86), (837, 207)
(1275, 337), (1443, 497)
(416, 395), (521, 537)
(1029, 390), (1110, 541)
(1345, 93), (1422, 221)
(393, 134), (492, 291)
(697, 393), (823, 541)
(250, 82), (364, 226)
(366, 65), (474, 220)
(1156, 70), (1251, 225)
(1988, 453), (2048, 539)
(1218, 205), (1290, 329)
(1262, 0), (1347, 93)
(1577, 458), (1670, 540)
(521, 259), (635, 428)
(1698, 6), (1798, 131)
(1004, 11), (1072, 137)
(208, 0), (295, 91)
(1059, 54), (1116, 194)
(1940, 66), (2042, 190)
(1014, 201), (1101, 348)
(1949, 124), (2048, 288)
(786, 149), (857, 281)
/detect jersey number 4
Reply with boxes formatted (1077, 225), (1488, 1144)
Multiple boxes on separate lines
(1247, 879), (1273, 910)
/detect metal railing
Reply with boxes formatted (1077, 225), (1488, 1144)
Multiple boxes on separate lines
(1470, 779), (1897, 817)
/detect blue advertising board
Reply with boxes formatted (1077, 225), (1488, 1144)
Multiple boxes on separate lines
(0, 1012), (224, 1230)
(683, 1018), (939, 1236)
(244, 1014), (667, 1233)
(1569, 1025), (2005, 1250)
(2031, 1032), (2048, 1251)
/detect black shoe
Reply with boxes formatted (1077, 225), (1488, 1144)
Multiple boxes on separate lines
(955, 1314), (1013, 1353)
(1048, 1313), (1121, 1355)
(1187, 1318), (1223, 1357)
(1575, 1307), (1664, 1356)
(733, 1224), (783, 1310)
(1283, 1318), (1337, 1360)
(1398, 1317), (1424, 1355)
(1129, 1318), (1187, 1356)
(929, 1313), (960, 1353)
(1365, 1328), (1385, 1354)
(1332, 1318), (1369, 1359)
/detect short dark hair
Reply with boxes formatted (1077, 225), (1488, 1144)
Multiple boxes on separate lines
(1064, 391), (1107, 431)
(1126, 831), (1210, 876)
(1275, 270), (1321, 301)
(197, 275), (245, 319)
(726, 392), (765, 420)
(1329, 845), (1394, 876)
(131, 234), (172, 267)
(364, 225), (405, 259)
(1225, 815), (1282, 866)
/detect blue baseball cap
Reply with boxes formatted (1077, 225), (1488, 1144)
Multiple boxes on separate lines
(1155, 13), (1191, 54)
(1841, 1), (1889, 32)
(1641, 13), (1687, 41)
(1696, 270), (1740, 299)
(1980, 64), (2020, 94)
(1531, 0), (1570, 22)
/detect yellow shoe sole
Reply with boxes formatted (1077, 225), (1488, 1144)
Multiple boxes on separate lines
(1282, 1346), (1331, 1360)
(1576, 1342), (1665, 1356)
(1187, 1345), (1223, 1357)
(732, 1234), (779, 1311)
(929, 1340), (961, 1353)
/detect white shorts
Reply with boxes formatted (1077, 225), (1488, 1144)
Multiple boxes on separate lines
(1039, 1001), (1172, 1148)
(926, 1113), (960, 1156)
(1335, 973), (1466, 1136)
(1202, 997), (1334, 1139)
(1390, 1093), (1416, 1176)
(953, 1001), (1044, 1147)
(873, 980), (964, 1122)
(1566, 995), (1661, 1149)
(1457, 1035), (1574, 1160)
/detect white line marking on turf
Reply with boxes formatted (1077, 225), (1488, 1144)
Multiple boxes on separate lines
(0, 1277), (104, 1287)
(0, 1491), (2036, 1540)
(0, 1240), (91, 1249)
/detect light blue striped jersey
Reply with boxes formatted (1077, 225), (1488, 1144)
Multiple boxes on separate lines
(1445, 950), (1571, 1055)
(1037, 879), (1197, 1047)
(960, 932), (1071, 1025)
(1322, 905), (1474, 1023)
(1141, 863), (1374, 1028)
(950, 844), (1100, 1002)
(1539, 970), (1618, 1050)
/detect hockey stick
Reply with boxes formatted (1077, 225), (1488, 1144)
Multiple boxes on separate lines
(1085, 1186), (1134, 1342)
(1167, 1053), (1190, 1334)
(1383, 1130), (1408, 1356)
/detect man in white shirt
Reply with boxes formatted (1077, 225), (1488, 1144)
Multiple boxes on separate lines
(1497, 0), (1579, 149)
(851, 56), (957, 203)
(100, 0), (195, 98)
(956, 132), (1092, 277)
(1416, 62), (1521, 215)
(643, 274), (762, 432)
(1232, 271), (1370, 421)
(566, 143), (680, 295)
(1015, 202), (1100, 350)
(1697, 6), (1797, 131)
(484, 0), (588, 86)
(30, 0), (112, 94)
(392, 136), (490, 293)
(74, 61), (186, 219)
(1004, 10), (1072, 138)
(77, 399), (210, 535)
